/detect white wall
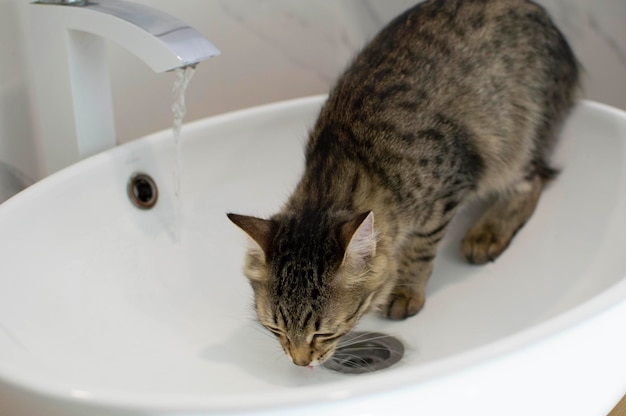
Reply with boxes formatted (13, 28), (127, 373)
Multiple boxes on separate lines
(1, 0), (625, 183)
(0, 0), (37, 185)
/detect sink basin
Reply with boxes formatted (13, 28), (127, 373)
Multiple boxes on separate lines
(0, 95), (625, 415)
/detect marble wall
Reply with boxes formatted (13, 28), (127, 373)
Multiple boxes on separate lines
(0, 0), (625, 183)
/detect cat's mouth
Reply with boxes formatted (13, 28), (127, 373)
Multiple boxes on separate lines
(288, 345), (336, 367)
(322, 331), (404, 374)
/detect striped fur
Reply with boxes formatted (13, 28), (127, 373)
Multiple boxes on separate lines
(228, 0), (579, 366)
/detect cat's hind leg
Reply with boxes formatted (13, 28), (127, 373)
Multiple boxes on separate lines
(462, 172), (548, 264)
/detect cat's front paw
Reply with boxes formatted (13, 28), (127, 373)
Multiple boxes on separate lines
(384, 290), (425, 320)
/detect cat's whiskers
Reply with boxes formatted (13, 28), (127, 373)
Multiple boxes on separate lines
(337, 331), (391, 347)
(334, 332), (404, 359)
(265, 347), (288, 362)
(248, 322), (275, 340)
(337, 345), (398, 353)
(337, 330), (377, 343)
(327, 352), (376, 372)
(246, 322), (290, 363)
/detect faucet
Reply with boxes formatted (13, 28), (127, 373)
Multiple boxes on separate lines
(23, 0), (220, 177)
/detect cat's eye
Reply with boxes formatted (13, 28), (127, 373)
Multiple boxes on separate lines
(312, 332), (346, 342)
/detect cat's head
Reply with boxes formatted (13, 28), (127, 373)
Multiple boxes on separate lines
(227, 210), (388, 366)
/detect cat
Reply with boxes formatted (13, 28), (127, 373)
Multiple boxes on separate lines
(227, 0), (579, 367)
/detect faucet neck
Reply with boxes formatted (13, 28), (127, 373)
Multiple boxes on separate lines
(24, 0), (219, 177)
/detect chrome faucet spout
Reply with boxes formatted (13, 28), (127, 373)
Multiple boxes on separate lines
(36, 0), (87, 5)
(24, 0), (220, 177)
(33, 0), (220, 72)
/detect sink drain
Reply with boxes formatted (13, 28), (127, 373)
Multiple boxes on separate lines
(127, 173), (158, 209)
(323, 331), (404, 374)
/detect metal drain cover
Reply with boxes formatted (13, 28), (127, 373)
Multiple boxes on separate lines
(323, 331), (404, 374)
(127, 173), (158, 209)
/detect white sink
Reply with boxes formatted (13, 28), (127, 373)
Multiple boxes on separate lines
(0, 95), (625, 415)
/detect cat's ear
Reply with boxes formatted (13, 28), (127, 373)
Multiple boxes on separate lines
(227, 213), (275, 256)
(339, 211), (377, 272)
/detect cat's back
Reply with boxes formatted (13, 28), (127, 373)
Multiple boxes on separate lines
(319, 0), (577, 130)
(306, 0), (578, 198)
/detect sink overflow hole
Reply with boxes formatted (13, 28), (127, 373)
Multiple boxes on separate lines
(323, 331), (404, 374)
(128, 173), (158, 209)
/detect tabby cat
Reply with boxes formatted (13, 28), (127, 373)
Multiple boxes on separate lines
(228, 0), (579, 367)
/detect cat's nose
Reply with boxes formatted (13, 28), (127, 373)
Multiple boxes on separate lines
(292, 357), (311, 366)
(290, 347), (312, 366)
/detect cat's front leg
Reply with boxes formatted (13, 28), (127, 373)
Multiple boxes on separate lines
(384, 231), (441, 320)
